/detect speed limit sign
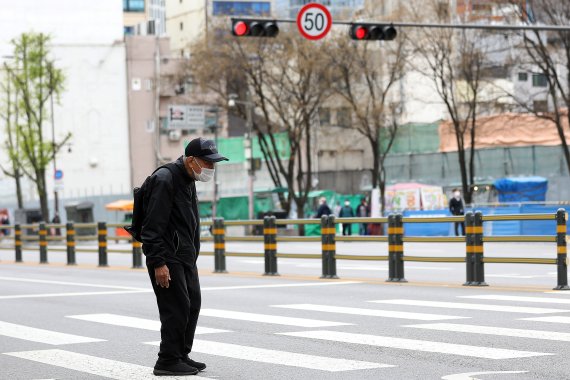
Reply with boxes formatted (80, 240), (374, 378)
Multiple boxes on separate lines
(297, 3), (332, 41)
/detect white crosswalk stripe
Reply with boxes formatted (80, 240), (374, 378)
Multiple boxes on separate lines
(405, 323), (570, 342)
(519, 316), (570, 324)
(271, 304), (470, 320)
(0, 321), (104, 345)
(3, 349), (209, 379)
(459, 294), (570, 304)
(200, 308), (352, 327)
(66, 314), (230, 335)
(278, 331), (553, 359)
(145, 340), (392, 371)
(369, 299), (570, 314)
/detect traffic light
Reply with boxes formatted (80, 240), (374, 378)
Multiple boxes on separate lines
(232, 18), (279, 38)
(349, 23), (397, 41)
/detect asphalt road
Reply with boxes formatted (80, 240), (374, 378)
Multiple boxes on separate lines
(1, 262), (570, 379)
(0, 240), (564, 289)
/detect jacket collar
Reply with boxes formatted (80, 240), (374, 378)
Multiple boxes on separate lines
(175, 156), (195, 184)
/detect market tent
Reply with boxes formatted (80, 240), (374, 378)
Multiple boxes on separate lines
(105, 200), (134, 212)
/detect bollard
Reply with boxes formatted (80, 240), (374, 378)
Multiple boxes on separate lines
(320, 215), (330, 278)
(394, 214), (406, 282)
(39, 223), (48, 264)
(132, 239), (143, 269)
(327, 215), (339, 279)
(213, 218), (227, 273)
(554, 209), (569, 290)
(387, 214), (396, 282)
(98, 222), (108, 267)
(263, 216), (279, 276)
(463, 212), (475, 286)
(15, 224), (22, 263)
(66, 222), (76, 265)
(472, 211), (488, 286)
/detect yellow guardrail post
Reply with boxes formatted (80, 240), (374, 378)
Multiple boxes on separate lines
(66, 222), (76, 265)
(39, 222), (48, 264)
(263, 216), (279, 276)
(320, 215), (330, 278)
(98, 222), (108, 267)
(213, 218), (227, 273)
(15, 224), (22, 263)
(555, 209), (569, 290)
(327, 215), (339, 279)
(132, 238), (143, 269)
(387, 214), (396, 282)
(394, 214), (406, 282)
(472, 211), (488, 286)
(464, 212), (475, 286)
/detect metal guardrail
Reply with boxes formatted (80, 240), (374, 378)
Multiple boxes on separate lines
(1, 209), (568, 290)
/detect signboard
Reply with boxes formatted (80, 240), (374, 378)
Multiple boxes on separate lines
(167, 105), (206, 130)
(297, 3), (332, 41)
(54, 169), (63, 180)
(54, 170), (64, 192)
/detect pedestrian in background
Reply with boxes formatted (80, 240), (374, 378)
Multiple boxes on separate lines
(315, 197), (332, 218)
(142, 138), (228, 376)
(1, 215), (9, 237)
(339, 200), (354, 235)
(449, 188), (465, 236)
(52, 212), (61, 236)
(356, 198), (370, 235)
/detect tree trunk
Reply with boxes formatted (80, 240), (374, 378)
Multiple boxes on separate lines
(371, 142), (380, 189)
(15, 168), (23, 209)
(37, 169), (49, 222)
(295, 197), (306, 236)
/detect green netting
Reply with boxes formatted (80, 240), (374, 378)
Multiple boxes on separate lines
(380, 123), (440, 154)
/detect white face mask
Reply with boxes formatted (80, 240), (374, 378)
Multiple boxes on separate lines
(193, 159), (215, 182)
(454, 192), (461, 199)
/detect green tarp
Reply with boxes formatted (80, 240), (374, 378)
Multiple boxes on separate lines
(381, 123), (440, 154)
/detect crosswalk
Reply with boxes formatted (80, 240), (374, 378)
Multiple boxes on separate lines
(2, 291), (570, 379)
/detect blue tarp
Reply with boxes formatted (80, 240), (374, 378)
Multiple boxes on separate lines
(493, 177), (548, 202)
(402, 209), (453, 236)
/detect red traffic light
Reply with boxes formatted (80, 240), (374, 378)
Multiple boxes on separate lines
(349, 23), (397, 41)
(231, 18), (279, 38)
(233, 21), (249, 36)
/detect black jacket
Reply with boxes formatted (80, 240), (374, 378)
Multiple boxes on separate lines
(141, 157), (200, 269)
(316, 204), (332, 218)
(339, 206), (354, 218)
(449, 197), (464, 216)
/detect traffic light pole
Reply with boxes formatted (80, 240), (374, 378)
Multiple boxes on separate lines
(246, 94), (255, 223)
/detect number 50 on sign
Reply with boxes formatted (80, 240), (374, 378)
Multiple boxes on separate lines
(297, 3), (332, 41)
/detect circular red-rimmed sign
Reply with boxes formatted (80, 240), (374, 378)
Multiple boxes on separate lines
(297, 3), (332, 41)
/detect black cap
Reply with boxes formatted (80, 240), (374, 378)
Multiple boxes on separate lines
(185, 137), (228, 162)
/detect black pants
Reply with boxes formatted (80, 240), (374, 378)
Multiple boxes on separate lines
(148, 262), (201, 364)
(454, 222), (465, 236)
(342, 223), (352, 235)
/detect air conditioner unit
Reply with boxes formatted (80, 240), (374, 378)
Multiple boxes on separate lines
(168, 129), (181, 142)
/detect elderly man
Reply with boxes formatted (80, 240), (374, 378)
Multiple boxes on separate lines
(141, 137), (228, 376)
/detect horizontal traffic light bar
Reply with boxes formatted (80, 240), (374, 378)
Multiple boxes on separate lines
(232, 18), (279, 37)
(349, 24), (397, 40)
(231, 17), (570, 32)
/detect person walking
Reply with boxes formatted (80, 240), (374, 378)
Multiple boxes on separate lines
(141, 137), (228, 376)
(338, 200), (355, 235)
(315, 197), (332, 218)
(356, 198), (370, 235)
(449, 188), (465, 236)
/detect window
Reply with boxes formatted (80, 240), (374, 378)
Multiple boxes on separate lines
(212, 1), (271, 16)
(518, 72), (528, 82)
(336, 107), (352, 128)
(124, 26), (135, 35)
(319, 108), (331, 126)
(533, 100), (548, 113)
(123, 0), (145, 12)
(180, 22), (183, 31)
(532, 73), (548, 87)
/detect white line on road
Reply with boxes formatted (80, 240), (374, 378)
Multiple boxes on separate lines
(0, 276), (148, 291)
(441, 371), (529, 380)
(519, 316), (570, 324)
(0, 321), (104, 345)
(66, 314), (230, 335)
(145, 340), (392, 372)
(278, 331), (552, 360)
(293, 263), (452, 271)
(406, 322), (570, 342)
(271, 304), (469, 321)
(0, 290), (151, 300)
(200, 308), (352, 327)
(4, 349), (209, 379)
(201, 281), (362, 291)
(459, 295), (570, 304)
(369, 299), (570, 314)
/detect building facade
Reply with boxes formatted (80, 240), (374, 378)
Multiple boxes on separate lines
(124, 0), (167, 36)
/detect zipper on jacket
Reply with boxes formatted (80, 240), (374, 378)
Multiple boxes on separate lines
(173, 231), (180, 254)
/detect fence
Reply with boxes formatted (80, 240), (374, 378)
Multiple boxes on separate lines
(0, 209), (568, 290)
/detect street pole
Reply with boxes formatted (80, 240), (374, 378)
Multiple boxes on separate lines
(245, 94), (254, 222)
(212, 110), (219, 219)
(50, 84), (59, 218)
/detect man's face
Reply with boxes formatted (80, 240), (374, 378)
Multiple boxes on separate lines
(185, 156), (214, 178)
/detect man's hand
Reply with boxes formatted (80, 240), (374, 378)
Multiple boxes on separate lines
(155, 265), (171, 288)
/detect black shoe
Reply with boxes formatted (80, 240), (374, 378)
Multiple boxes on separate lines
(183, 357), (206, 371)
(153, 361), (199, 376)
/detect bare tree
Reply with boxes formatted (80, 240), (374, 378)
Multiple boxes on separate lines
(189, 28), (334, 224)
(326, 33), (407, 214)
(406, 2), (489, 203)
(506, 0), (570, 174)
